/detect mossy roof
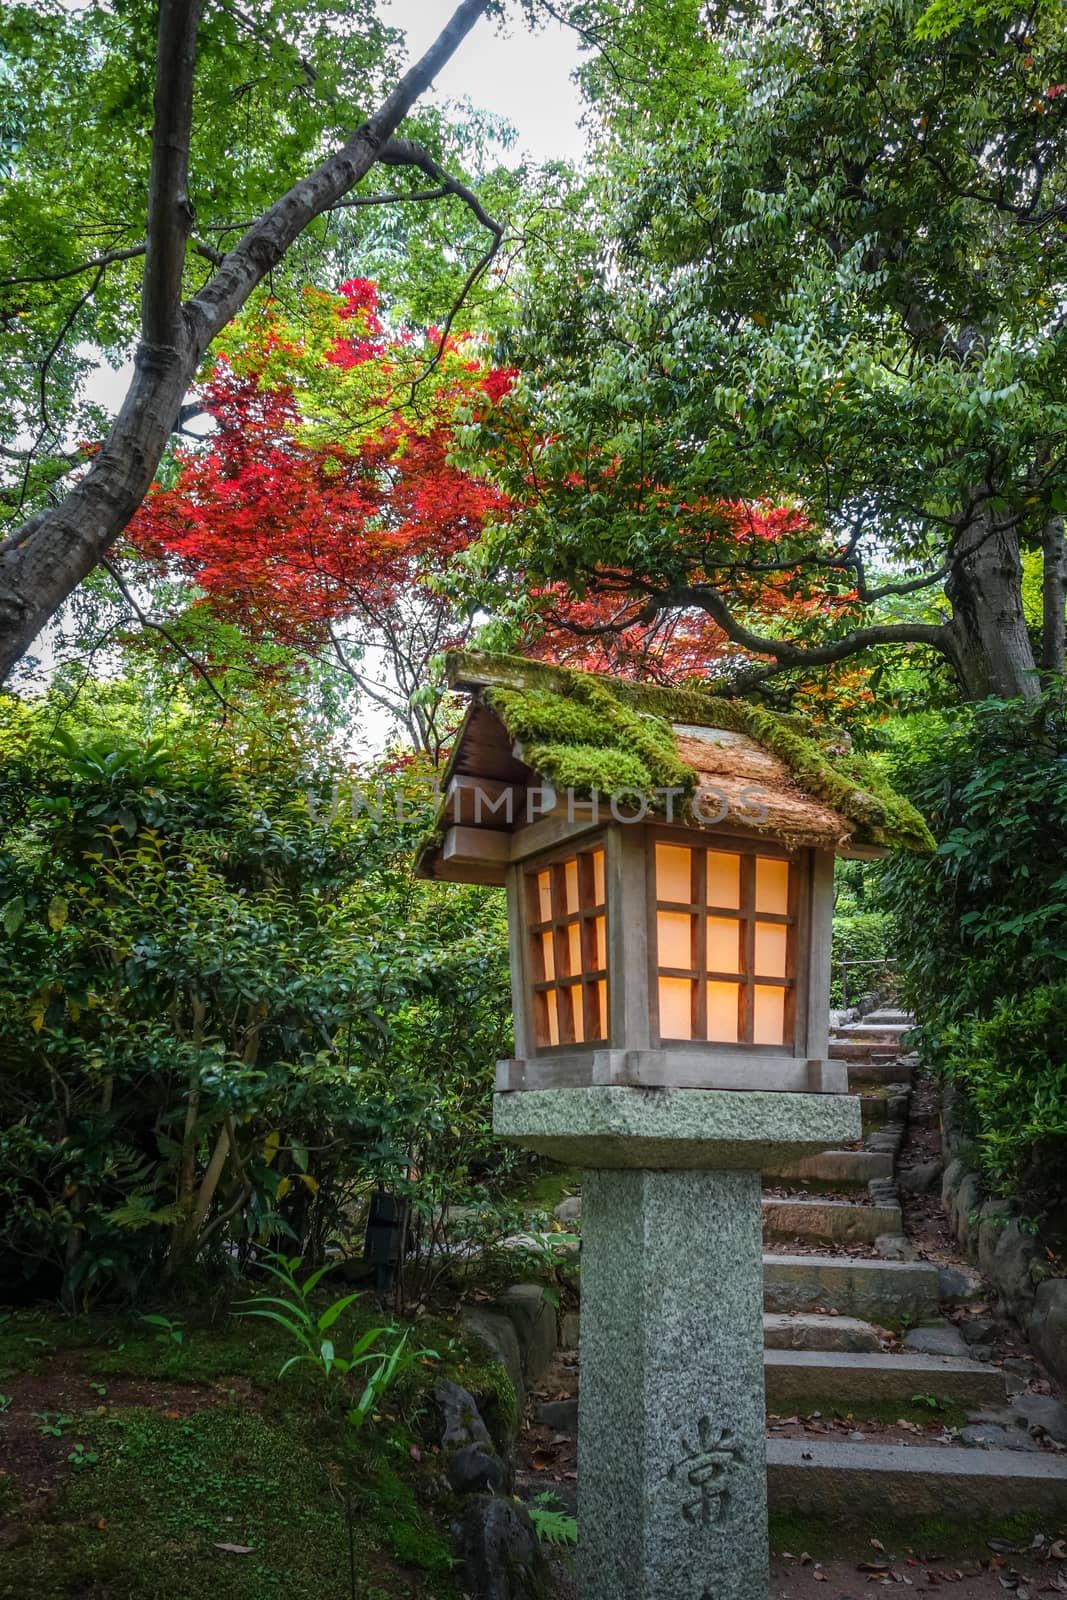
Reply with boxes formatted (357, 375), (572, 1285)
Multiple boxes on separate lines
(418, 651), (933, 868)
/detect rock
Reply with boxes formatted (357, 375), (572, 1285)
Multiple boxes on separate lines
(453, 1494), (552, 1600)
(1010, 1391), (1067, 1444)
(938, 1265), (983, 1305)
(762, 1312), (883, 1353)
(954, 1172), (983, 1253)
(447, 1443), (508, 1497)
(493, 1283), (558, 1386)
(1029, 1277), (1067, 1389)
(991, 1222), (1041, 1309)
(458, 1308), (526, 1422)
(559, 1311), (580, 1349)
(1002, 1356), (1038, 1377)
(436, 1381), (494, 1451)
(876, 1233), (917, 1261)
(898, 1159), (943, 1197)
(553, 1196), (582, 1226)
(940, 1157), (965, 1209)
(902, 1324), (970, 1358)
(959, 1317), (1002, 1346)
(958, 1422), (1039, 1453)
(538, 1398), (579, 1434)
(436, 1381), (511, 1497)
(967, 1344), (994, 1363)
(977, 1200), (1015, 1280)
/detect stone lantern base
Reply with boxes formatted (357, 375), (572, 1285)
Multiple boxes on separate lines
(494, 1087), (860, 1600)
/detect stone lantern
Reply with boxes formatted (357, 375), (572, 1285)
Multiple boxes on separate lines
(416, 652), (932, 1600)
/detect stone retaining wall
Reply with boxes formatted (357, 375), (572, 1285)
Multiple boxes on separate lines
(940, 1083), (1067, 1388)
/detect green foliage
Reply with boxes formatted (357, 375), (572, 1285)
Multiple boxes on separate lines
(458, 0), (1067, 704)
(0, 680), (513, 1304)
(526, 1491), (578, 1548)
(830, 906), (895, 1007)
(140, 1313), (184, 1347)
(880, 687), (1067, 1196)
(34, 1410), (73, 1437)
(238, 1251), (438, 1600)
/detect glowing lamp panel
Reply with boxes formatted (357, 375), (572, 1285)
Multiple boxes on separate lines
(654, 842), (796, 1048)
(527, 848), (608, 1050)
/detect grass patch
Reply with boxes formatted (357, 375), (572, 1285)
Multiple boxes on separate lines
(0, 1309), (94, 1379)
(519, 1166), (580, 1212)
(783, 1397), (970, 1431)
(0, 1400), (460, 1600)
(0, 1297), (504, 1600)
(770, 1509), (1057, 1561)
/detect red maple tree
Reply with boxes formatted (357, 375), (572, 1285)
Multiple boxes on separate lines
(128, 281), (514, 754)
(128, 280), (872, 743)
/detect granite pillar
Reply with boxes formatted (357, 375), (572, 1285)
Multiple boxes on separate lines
(493, 1087), (861, 1600)
(578, 1167), (767, 1600)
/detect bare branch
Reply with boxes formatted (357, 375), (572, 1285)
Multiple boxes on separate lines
(39, 263), (107, 434)
(679, 581), (949, 671)
(380, 138), (504, 236)
(0, 243), (148, 293)
(100, 556), (231, 712)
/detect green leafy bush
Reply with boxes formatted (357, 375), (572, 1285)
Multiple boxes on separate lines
(830, 909), (894, 1008)
(879, 689), (1067, 1197)
(0, 688), (513, 1304)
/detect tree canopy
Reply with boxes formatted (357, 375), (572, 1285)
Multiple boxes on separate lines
(461, 0), (1067, 703)
(0, 0), (515, 683)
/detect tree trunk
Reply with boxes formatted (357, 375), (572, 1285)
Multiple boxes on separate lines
(1041, 514), (1066, 679)
(0, 0), (491, 684)
(944, 509), (1039, 701)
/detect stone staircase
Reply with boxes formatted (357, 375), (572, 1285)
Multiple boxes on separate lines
(755, 1006), (1067, 1520)
(523, 1007), (1067, 1526)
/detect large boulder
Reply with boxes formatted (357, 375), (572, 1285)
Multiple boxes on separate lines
(1028, 1277), (1067, 1390)
(898, 1159), (943, 1197)
(953, 1172), (983, 1253)
(976, 1199), (1015, 1280)
(990, 1220), (1044, 1310)
(457, 1308), (525, 1435)
(453, 1495), (553, 1600)
(436, 1380), (494, 1451)
(493, 1283), (559, 1386)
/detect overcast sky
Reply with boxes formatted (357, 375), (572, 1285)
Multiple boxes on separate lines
(381, 1), (587, 164)
(82, 4), (584, 418)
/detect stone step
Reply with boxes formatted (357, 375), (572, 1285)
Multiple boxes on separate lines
(764, 1349), (1008, 1411)
(831, 1039), (899, 1062)
(859, 1089), (911, 1126)
(762, 1197), (903, 1245)
(845, 1058), (914, 1088)
(864, 1010), (913, 1026)
(763, 1253), (940, 1322)
(834, 1022), (913, 1040)
(762, 1313), (883, 1353)
(767, 1436), (1067, 1521)
(764, 1149), (895, 1187)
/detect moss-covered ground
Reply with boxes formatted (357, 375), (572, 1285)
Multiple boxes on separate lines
(0, 1301), (512, 1600)
(770, 1508), (1053, 1562)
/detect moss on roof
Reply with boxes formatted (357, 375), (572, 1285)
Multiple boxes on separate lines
(446, 650), (934, 853)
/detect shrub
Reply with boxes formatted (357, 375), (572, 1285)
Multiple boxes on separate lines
(879, 688), (1067, 1198)
(0, 693), (513, 1304)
